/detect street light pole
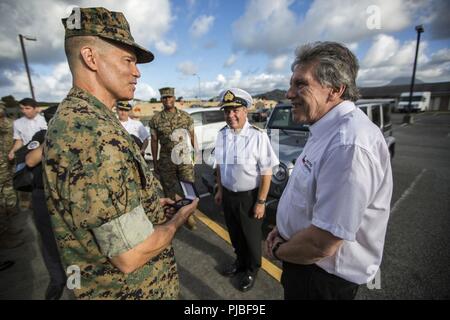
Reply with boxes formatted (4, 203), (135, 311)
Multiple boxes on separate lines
(403, 25), (424, 124)
(19, 34), (37, 100)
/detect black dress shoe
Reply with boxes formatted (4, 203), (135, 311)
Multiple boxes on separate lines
(221, 263), (241, 277)
(45, 283), (65, 300)
(239, 273), (256, 292)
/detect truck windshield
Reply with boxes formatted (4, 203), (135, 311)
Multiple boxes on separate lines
(267, 106), (309, 131)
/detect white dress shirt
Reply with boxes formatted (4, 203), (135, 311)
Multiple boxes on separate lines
(120, 118), (150, 143)
(276, 101), (393, 284)
(214, 120), (279, 192)
(13, 114), (47, 144)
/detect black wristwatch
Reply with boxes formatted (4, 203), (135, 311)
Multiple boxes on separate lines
(256, 199), (266, 205)
(272, 241), (283, 261)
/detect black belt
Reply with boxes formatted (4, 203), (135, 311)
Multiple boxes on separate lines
(223, 187), (258, 196)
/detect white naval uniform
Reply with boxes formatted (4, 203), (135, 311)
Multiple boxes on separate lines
(13, 114), (47, 145)
(120, 118), (150, 143)
(276, 101), (393, 284)
(215, 119), (279, 274)
(214, 120), (279, 192)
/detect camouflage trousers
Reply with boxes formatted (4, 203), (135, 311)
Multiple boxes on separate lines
(158, 155), (194, 199)
(0, 160), (16, 210)
(0, 159), (17, 234)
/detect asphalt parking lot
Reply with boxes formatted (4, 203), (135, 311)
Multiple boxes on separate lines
(1, 112), (449, 299)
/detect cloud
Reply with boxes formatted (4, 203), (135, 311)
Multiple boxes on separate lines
(346, 43), (359, 51)
(192, 70), (290, 99)
(0, 0), (174, 66)
(0, 0), (175, 100)
(267, 54), (289, 72)
(428, 48), (450, 65)
(231, 0), (433, 56)
(424, 0), (450, 40)
(176, 61), (198, 76)
(358, 35), (450, 86)
(0, 0), (70, 65)
(190, 15), (215, 38)
(232, 0), (298, 55)
(0, 62), (72, 101)
(155, 40), (177, 55)
(135, 83), (158, 100)
(224, 54), (237, 68)
(362, 34), (428, 68)
(362, 35), (399, 67)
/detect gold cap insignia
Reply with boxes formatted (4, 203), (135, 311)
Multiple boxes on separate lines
(223, 90), (235, 103)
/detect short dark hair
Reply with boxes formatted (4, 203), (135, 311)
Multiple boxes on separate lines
(291, 42), (360, 101)
(18, 98), (38, 108)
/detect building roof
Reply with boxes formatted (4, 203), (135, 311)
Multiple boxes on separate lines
(360, 81), (450, 98)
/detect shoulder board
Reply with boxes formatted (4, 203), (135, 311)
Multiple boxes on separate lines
(250, 125), (263, 132)
(219, 125), (228, 132)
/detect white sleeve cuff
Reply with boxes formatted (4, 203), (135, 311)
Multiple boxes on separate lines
(312, 217), (355, 242)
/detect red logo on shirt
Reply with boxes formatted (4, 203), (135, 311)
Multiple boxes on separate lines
(302, 156), (312, 173)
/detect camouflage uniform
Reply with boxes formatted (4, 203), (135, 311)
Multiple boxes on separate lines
(0, 109), (17, 218)
(44, 87), (179, 299)
(43, 6), (174, 299)
(149, 108), (195, 199)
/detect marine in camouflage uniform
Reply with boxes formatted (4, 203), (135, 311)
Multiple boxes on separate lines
(149, 87), (195, 199)
(42, 7), (196, 300)
(0, 104), (17, 224)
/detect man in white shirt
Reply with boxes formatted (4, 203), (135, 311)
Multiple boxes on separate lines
(266, 42), (393, 300)
(214, 88), (279, 292)
(8, 98), (47, 161)
(116, 101), (149, 155)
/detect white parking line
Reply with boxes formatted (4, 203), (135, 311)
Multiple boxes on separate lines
(391, 168), (427, 214)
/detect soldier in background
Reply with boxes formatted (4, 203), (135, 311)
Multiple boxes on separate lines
(0, 103), (23, 250)
(116, 101), (150, 155)
(8, 98), (47, 211)
(25, 106), (66, 300)
(8, 98), (47, 161)
(149, 87), (197, 230)
(44, 7), (198, 300)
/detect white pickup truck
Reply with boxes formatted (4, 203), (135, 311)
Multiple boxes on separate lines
(397, 91), (431, 112)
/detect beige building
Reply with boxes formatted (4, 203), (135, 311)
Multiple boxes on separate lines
(131, 98), (278, 120)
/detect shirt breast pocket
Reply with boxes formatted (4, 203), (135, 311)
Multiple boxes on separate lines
(292, 165), (313, 211)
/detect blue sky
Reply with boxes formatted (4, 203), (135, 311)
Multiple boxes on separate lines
(0, 0), (449, 102)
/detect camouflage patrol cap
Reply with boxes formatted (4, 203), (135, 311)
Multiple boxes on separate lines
(62, 7), (154, 63)
(159, 87), (175, 98)
(116, 101), (132, 111)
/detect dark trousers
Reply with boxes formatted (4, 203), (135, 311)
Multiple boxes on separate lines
(281, 261), (359, 300)
(31, 189), (66, 286)
(222, 187), (261, 275)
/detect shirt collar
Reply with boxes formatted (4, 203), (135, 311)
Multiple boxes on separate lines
(161, 107), (179, 116)
(67, 86), (120, 122)
(309, 100), (356, 139)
